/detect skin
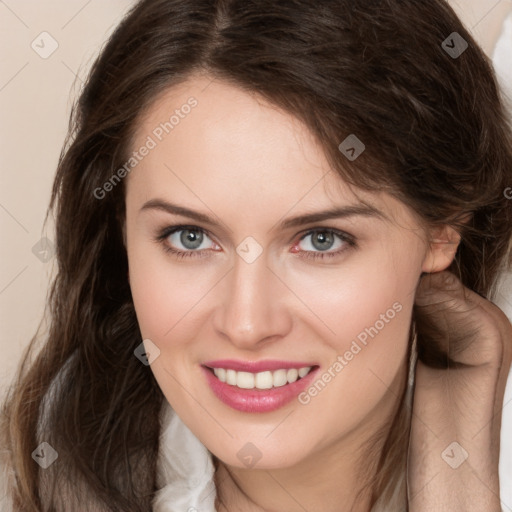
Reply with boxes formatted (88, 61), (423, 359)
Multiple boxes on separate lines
(123, 74), (470, 511)
(409, 271), (512, 511)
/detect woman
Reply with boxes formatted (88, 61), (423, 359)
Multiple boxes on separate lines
(1, 0), (512, 510)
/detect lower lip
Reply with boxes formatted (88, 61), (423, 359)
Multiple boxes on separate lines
(201, 365), (319, 413)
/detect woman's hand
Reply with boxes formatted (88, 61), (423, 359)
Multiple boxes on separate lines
(407, 271), (512, 512)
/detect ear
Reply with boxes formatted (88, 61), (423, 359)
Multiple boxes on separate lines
(421, 224), (461, 273)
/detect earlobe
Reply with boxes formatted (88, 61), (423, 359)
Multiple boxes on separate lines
(421, 225), (461, 274)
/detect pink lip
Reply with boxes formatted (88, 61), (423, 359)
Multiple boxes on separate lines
(202, 359), (316, 372)
(201, 364), (319, 413)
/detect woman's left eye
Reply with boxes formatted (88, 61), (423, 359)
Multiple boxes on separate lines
(154, 225), (356, 261)
(292, 229), (356, 260)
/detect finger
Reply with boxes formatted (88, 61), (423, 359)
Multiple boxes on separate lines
(414, 271), (511, 368)
(414, 271), (478, 316)
(416, 271), (512, 336)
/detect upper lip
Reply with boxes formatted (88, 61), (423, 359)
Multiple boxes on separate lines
(202, 359), (317, 372)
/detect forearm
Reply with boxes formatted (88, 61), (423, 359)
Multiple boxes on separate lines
(408, 364), (503, 512)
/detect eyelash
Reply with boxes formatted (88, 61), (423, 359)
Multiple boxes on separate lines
(153, 225), (357, 261)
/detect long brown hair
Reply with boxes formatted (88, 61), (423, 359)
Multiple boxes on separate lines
(2, 0), (512, 510)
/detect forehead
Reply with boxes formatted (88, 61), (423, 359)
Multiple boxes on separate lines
(126, 75), (414, 228)
(132, 75), (329, 172)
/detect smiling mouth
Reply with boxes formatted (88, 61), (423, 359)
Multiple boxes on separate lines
(205, 365), (317, 390)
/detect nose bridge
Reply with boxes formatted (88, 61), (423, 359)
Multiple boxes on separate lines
(213, 250), (290, 347)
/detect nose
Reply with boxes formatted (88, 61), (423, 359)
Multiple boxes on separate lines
(212, 251), (293, 350)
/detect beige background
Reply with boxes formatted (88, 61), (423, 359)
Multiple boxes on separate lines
(1, 0), (511, 505)
(0, 0), (135, 390)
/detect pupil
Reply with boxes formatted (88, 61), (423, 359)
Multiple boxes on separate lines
(312, 231), (333, 251)
(181, 229), (203, 249)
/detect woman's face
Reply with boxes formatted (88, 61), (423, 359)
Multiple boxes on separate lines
(124, 74), (442, 469)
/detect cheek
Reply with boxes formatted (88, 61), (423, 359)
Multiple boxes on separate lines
(308, 241), (419, 407)
(284, 239), (419, 423)
(127, 247), (213, 410)
(283, 241), (420, 353)
(290, 264), (415, 441)
(128, 244), (216, 341)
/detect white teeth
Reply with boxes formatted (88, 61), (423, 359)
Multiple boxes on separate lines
(237, 371), (255, 389)
(211, 366), (312, 389)
(298, 367), (310, 378)
(273, 369), (288, 387)
(213, 368), (226, 382)
(286, 368), (299, 383)
(226, 369), (237, 385)
(255, 371), (273, 389)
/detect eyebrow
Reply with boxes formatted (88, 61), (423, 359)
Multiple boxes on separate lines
(140, 198), (387, 230)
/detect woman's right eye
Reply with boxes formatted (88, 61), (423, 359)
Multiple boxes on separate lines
(154, 226), (219, 258)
